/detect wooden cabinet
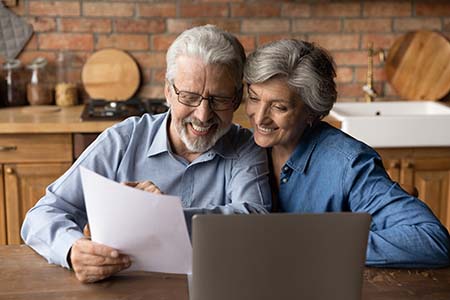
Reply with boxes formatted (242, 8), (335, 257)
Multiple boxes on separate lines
(0, 134), (72, 245)
(4, 163), (71, 244)
(0, 167), (6, 245)
(378, 148), (450, 232)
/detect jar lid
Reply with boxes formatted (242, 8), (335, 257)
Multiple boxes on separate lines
(27, 57), (48, 70)
(2, 59), (21, 70)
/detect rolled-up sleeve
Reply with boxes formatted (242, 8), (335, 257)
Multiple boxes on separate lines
(346, 152), (450, 268)
(21, 124), (130, 268)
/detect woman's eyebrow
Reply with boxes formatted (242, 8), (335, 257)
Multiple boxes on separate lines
(247, 86), (258, 95)
(248, 85), (292, 104)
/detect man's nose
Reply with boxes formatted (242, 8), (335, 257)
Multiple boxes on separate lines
(194, 98), (213, 122)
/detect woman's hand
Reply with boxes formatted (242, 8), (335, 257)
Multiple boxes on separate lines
(122, 180), (162, 194)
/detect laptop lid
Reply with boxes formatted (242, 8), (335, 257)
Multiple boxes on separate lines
(190, 213), (370, 300)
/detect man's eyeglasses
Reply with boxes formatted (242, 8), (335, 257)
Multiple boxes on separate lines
(172, 84), (236, 111)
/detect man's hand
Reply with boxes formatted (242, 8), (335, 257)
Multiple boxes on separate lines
(122, 180), (162, 194)
(70, 238), (131, 283)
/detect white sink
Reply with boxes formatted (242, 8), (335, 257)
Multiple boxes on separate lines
(329, 101), (450, 147)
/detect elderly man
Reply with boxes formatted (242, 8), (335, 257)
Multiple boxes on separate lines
(21, 25), (271, 283)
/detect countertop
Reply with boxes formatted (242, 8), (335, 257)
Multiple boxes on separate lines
(0, 104), (339, 134)
(0, 105), (116, 134)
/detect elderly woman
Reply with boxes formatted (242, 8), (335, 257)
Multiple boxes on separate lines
(243, 39), (450, 268)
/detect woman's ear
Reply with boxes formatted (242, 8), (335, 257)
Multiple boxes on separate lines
(307, 115), (318, 128)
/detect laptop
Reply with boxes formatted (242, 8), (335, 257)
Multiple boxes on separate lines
(189, 213), (371, 300)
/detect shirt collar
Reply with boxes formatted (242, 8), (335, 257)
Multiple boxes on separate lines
(147, 111), (238, 160)
(286, 122), (324, 174)
(147, 111), (171, 157)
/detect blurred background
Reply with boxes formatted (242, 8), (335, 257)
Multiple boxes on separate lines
(1, 0), (450, 103)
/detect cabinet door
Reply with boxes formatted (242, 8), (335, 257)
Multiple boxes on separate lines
(0, 166), (6, 245)
(404, 158), (450, 232)
(382, 158), (401, 182)
(4, 163), (71, 245)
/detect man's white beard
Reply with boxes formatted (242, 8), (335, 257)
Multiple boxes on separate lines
(178, 116), (231, 153)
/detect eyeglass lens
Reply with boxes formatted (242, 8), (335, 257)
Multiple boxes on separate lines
(174, 85), (234, 111)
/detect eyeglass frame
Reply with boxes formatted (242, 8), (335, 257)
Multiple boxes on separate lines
(171, 83), (240, 111)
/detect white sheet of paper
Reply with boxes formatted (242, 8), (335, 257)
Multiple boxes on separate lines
(80, 167), (192, 274)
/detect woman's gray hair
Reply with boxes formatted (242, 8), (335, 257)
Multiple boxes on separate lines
(244, 39), (337, 118)
(166, 25), (246, 92)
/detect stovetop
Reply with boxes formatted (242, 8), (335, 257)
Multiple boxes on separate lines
(81, 98), (168, 121)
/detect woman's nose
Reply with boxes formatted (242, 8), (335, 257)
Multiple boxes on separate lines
(253, 103), (270, 124)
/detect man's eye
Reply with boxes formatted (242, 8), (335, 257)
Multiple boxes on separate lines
(273, 105), (288, 112)
(180, 93), (199, 102)
(248, 96), (259, 102)
(214, 97), (232, 104)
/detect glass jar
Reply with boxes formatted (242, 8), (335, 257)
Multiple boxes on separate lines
(1, 59), (27, 107)
(26, 57), (53, 106)
(55, 52), (77, 107)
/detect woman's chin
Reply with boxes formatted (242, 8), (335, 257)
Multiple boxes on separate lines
(254, 136), (274, 149)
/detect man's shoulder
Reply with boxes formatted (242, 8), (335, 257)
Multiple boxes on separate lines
(225, 124), (254, 147)
(228, 123), (253, 136)
(112, 112), (166, 131)
(95, 112), (167, 149)
(218, 124), (265, 161)
(105, 112), (166, 139)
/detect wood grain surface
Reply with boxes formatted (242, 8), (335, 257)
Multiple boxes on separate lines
(385, 30), (450, 101)
(0, 245), (189, 300)
(1, 245), (450, 300)
(19, 105), (61, 114)
(81, 49), (140, 101)
(0, 106), (116, 133)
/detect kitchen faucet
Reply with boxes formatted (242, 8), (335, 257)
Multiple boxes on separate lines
(363, 42), (385, 102)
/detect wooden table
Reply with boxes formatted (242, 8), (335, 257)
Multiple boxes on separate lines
(1, 245), (449, 300)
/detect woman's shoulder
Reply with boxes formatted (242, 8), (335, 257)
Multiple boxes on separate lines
(314, 121), (380, 161)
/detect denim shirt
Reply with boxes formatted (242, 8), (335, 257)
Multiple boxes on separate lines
(276, 121), (450, 268)
(21, 112), (271, 269)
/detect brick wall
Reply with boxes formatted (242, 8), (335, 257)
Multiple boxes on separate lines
(5, 0), (450, 102)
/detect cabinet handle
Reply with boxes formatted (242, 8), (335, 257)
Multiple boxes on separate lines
(405, 162), (414, 169)
(389, 161), (400, 169)
(0, 145), (17, 152)
(5, 167), (14, 174)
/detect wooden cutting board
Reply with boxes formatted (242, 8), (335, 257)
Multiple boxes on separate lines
(385, 30), (450, 101)
(81, 49), (140, 101)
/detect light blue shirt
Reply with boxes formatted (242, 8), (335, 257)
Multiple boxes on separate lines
(277, 121), (450, 268)
(21, 112), (271, 268)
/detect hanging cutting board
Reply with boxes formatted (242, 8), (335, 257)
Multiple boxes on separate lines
(81, 49), (140, 101)
(385, 30), (450, 101)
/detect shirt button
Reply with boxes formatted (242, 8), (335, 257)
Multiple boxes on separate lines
(281, 178), (288, 183)
(283, 166), (289, 172)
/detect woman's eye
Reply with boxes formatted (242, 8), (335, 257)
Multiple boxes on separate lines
(248, 96), (259, 102)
